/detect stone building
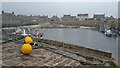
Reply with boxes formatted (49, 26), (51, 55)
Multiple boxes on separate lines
(71, 16), (77, 20)
(32, 15), (39, 22)
(17, 15), (37, 25)
(2, 11), (38, 27)
(17, 15), (29, 24)
(2, 11), (19, 27)
(77, 14), (89, 20)
(50, 15), (60, 21)
(105, 16), (115, 20)
(37, 15), (50, 23)
(93, 14), (105, 20)
(62, 15), (77, 21)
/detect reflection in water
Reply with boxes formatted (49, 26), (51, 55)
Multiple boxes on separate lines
(38, 28), (118, 57)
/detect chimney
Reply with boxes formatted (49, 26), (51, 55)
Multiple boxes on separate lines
(12, 12), (14, 15)
(2, 11), (4, 14)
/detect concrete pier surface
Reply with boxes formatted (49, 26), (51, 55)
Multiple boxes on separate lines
(1, 41), (119, 67)
(1, 42), (83, 66)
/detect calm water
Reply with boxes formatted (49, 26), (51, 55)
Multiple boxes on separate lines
(38, 28), (118, 57)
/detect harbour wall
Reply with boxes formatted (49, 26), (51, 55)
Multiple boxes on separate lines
(34, 38), (112, 58)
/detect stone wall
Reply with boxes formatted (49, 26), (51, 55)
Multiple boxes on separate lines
(34, 38), (112, 58)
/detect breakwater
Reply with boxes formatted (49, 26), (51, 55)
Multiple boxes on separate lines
(34, 38), (112, 58)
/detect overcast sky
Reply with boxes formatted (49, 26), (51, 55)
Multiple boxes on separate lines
(1, 0), (120, 2)
(2, 2), (118, 18)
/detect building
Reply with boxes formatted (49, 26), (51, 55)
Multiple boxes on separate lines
(2, 11), (38, 27)
(38, 15), (49, 23)
(62, 15), (77, 20)
(93, 14), (105, 20)
(62, 15), (71, 20)
(17, 15), (28, 23)
(32, 15), (39, 21)
(50, 15), (60, 21)
(2, 11), (19, 27)
(105, 16), (115, 20)
(17, 15), (35, 25)
(2, 11), (17, 22)
(71, 16), (77, 20)
(77, 14), (89, 20)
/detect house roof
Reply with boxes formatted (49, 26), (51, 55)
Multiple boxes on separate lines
(77, 14), (88, 16)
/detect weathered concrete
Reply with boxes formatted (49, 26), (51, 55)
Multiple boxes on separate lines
(1, 39), (118, 67)
(34, 38), (112, 58)
(2, 42), (81, 66)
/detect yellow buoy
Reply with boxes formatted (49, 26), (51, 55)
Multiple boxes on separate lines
(21, 44), (32, 55)
(24, 36), (33, 44)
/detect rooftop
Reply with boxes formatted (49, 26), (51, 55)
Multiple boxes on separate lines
(77, 14), (88, 16)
